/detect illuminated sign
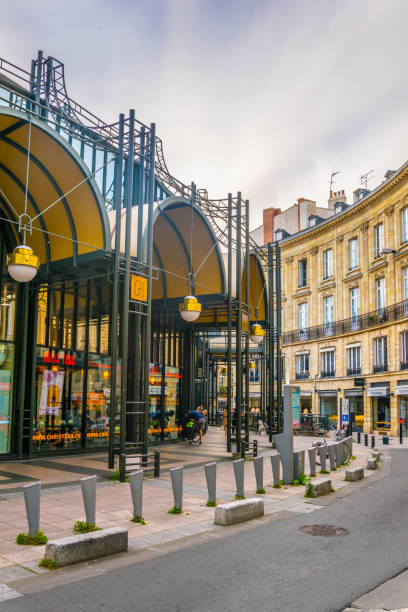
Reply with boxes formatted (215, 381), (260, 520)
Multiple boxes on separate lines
(42, 351), (75, 366)
(131, 274), (147, 302)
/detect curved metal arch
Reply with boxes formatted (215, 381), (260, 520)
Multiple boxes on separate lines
(153, 242), (167, 301)
(241, 251), (268, 322)
(149, 196), (226, 296)
(159, 210), (192, 278)
(0, 161), (51, 265)
(1, 133), (79, 263)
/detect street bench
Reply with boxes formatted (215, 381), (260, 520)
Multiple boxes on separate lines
(43, 527), (128, 568)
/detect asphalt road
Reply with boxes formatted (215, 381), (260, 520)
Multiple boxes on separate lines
(3, 450), (408, 612)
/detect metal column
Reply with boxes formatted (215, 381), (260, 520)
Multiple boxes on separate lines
(227, 194), (232, 452)
(244, 199), (250, 446)
(276, 243), (283, 431)
(268, 242), (275, 442)
(235, 192), (242, 454)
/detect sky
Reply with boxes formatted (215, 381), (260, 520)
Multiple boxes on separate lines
(1, 0), (408, 229)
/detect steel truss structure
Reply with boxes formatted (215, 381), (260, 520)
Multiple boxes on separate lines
(0, 51), (282, 463)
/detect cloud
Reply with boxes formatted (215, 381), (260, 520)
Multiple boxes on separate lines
(1, 0), (408, 228)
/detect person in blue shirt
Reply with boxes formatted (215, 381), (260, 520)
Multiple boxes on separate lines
(188, 408), (206, 444)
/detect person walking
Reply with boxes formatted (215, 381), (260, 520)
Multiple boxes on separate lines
(188, 407), (206, 445)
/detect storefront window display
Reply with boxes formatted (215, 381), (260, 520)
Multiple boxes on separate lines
(368, 385), (391, 430)
(319, 395), (338, 426)
(148, 364), (181, 441)
(0, 281), (16, 454)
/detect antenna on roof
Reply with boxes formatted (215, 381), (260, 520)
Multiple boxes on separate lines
(330, 171), (339, 193)
(360, 170), (375, 189)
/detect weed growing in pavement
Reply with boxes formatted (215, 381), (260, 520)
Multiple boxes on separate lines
(109, 470), (129, 483)
(131, 516), (146, 525)
(16, 530), (48, 546)
(244, 456), (253, 462)
(206, 500), (217, 507)
(73, 521), (101, 534)
(235, 494), (246, 500)
(351, 455), (356, 460)
(304, 484), (315, 498)
(256, 488), (266, 494)
(320, 470), (330, 474)
(294, 474), (311, 486)
(168, 506), (183, 514)
(330, 487), (335, 492)
(38, 559), (56, 570)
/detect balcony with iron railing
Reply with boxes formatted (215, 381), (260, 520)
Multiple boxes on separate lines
(321, 370), (336, 378)
(283, 298), (408, 345)
(373, 364), (388, 373)
(401, 362), (408, 371)
(347, 367), (362, 376)
(295, 372), (310, 380)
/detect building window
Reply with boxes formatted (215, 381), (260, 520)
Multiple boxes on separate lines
(321, 350), (335, 377)
(298, 259), (307, 287)
(374, 223), (384, 258)
(401, 332), (408, 370)
(298, 302), (308, 340)
(350, 287), (360, 330)
(403, 268), (408, 315)
(376, 277), (385, 316)
(349, 238), (358, 270)
(295, 353), (310, 379)
(249, 360), (259, 382)
(324, 296), (334, 335)
(374, 337), (388, 372)
(347, 346), (361, 375)
(323, 249), (333, 280)
(402, 207), (408, 244)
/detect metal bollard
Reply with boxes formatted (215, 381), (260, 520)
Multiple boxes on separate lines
(308, 447), (317, 477)
(293, 450), (305, 480)
(170, 466), (183, 511)
(253, 456), (264, 492)
(154, 450), (160, 478)
(119, 453), (126, 483)
(233, 458), (245, 498)
(23, 482), (41, 538)
(364, 433), (368, 447)
(383, 435), (389, 445)
(319, 446), (328, 472)
(80, 475), (97, 525)
(204, 462), (217, 505)
(270, 453), (281, 486)
(357, 432), (361, 444)
(328, 445), (336, 470)
(129, 471), (143, 520)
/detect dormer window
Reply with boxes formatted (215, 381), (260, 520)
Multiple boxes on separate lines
(309, 217), (316, 227)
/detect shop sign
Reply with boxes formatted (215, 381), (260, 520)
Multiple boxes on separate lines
(300, 391), (312, 397)
(354, 378), (365, 387)
(367, 387), (389, 397)
(39, 370), (65, 415)
(395, 386), (408, 395)
(292, 387), (300, 427)
(344, 388), (364, 397)
(149, 385), (168, 396)
(341, 398), (349, 423)
(318, 390), (338, 397)
(130, 274), (147, 302)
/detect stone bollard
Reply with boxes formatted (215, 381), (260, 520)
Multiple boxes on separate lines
(308, 447), (317, 477)
(253, 456), (264, 493)
(23, 482), (41, 538)
(334, 441), (343, 466)
(204, 462), (217, 505)
(129, 470), (143, 520)
(270, 453), (281, 486)
(293, 450), (305, 480)
(80, 476), (96, 525)
(319, 446), (328, 472)
(170, 466), (183, 511)
(366, 458), (377, 470)
(328, 445), (336, 470)
(233, 458), (245, 498)
(372, 450), (380, 461)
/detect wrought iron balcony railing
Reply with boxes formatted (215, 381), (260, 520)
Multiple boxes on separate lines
(295, 373), (310, 380)
(373, 364), (388, 373)
(283, 298), (408, 345)
(347, 367), (361, 376)
(401, 362), (408, 370)
(321, 370), (336, 378)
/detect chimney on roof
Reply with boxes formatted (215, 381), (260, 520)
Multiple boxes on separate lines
(328, 189), (347, 209)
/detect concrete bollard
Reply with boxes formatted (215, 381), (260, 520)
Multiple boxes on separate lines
(129, 471), (143, 520)
(293, 450), (305, 480)
(270, 453), (281, 486)
(253, 456), (264, 493)
(170, 466), (183, 511)
(328, 445), (336, 470)
(319, 446), (328, 472)
(80, 476), (96, 525)
(233, 458), (245, 498)
(334, 441), (343, 466)
(23, 482), (41, 538)
(308, 447), (317, 477)
(204, 462), (217, 505)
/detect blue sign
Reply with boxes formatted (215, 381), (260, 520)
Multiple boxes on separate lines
(342, 414), (349, 423)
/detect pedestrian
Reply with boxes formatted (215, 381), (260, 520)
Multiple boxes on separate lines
(197, 404), (208, 434)
(188, 407), (206, 445)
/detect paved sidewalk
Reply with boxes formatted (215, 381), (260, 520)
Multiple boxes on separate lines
(0, 429), (381, 599)
(343, 568), (408, 611)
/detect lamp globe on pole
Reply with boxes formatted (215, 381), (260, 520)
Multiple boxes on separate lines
(249, 323), (265, 344)
(7, 245), (39, 283)
(179, 295), (202, 322)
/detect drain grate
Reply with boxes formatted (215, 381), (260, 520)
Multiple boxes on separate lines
(300, 524), (349, 537)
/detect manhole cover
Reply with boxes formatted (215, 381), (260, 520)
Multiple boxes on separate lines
(300, 524), (349, 537)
